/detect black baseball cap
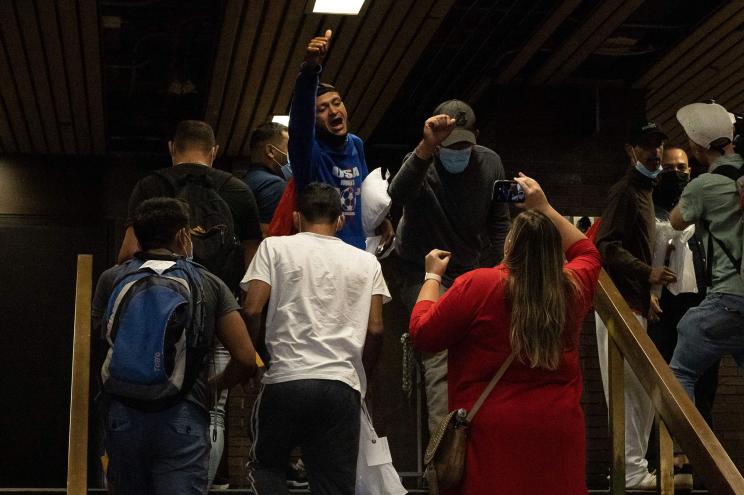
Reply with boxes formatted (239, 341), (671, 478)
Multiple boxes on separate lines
(433, 99), (476, 147)
(629, 121), (668, 145)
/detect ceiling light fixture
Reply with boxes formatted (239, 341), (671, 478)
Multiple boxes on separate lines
(272, 115), (290, 126)
(312, 0), (365, 15)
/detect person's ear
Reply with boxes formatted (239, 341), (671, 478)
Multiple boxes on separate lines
(624, 143), (636, 165)
(209, 145), (219, 164)
(168, 141), (175, 157)
(265, 143), (275, 160)
(293, 211), (302, 232)
(336, 214), (345, 232)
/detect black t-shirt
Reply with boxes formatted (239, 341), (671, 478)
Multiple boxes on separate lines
(127, 163), (262, 242)
(92, 258), (240, 411)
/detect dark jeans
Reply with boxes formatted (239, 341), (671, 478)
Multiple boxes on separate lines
(105, 399), (210, 495)
(252, 379), (361, 495)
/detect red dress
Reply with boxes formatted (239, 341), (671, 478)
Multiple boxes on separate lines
(410, 239), (601, 495)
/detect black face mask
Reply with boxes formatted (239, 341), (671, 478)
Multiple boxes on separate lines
(653, 170), (689, 211)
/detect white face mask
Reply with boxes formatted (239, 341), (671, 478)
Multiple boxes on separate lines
(632, 149), (662, 178)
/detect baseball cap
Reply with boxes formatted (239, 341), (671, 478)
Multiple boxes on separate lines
(629, 121), (668, 145)
(676, 102), (733, 149)
(433, 100), (476, 147)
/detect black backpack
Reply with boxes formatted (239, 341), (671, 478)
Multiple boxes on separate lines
(156, 169), (243, 291)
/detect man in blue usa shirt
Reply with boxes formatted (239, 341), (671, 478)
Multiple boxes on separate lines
(289, 29), (391, 250)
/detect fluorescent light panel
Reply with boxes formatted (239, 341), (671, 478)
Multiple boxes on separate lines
(272, 115), (290, 126)
(312, 0), (365, 15)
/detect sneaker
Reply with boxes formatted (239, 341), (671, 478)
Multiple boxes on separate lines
(210, 475), (230, 490)
(287, 458), (309, 489)
(626, 471), (657, 491)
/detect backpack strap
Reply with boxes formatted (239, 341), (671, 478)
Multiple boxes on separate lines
(704, 165), (744, 283)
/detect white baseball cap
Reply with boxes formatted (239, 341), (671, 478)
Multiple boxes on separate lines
(676, 102), (733, 149)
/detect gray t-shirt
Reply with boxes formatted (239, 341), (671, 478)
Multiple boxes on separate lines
(680, 153), (744, 296)
(92, 256), (239, 410)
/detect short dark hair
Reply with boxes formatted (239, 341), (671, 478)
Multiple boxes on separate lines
(133, 197), (190, 250)
(317, 82), (340, 98)
(296, 182), (342, 224)
(249, 122), (287, 152)
(172, 120), (216, 153)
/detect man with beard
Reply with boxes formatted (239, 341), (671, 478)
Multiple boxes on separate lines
(594, 122), (677, 490)
(646, 146), (715, 489)
(288, 30), (392, 251)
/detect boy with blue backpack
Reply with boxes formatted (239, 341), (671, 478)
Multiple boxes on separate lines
(93, 197), (256, 494)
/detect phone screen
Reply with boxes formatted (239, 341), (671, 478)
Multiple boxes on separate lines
(493, 180), (525, 203)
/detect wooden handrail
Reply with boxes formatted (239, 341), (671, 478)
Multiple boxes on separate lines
(594, 269), (744, 494)
(67, 255), (93, 495)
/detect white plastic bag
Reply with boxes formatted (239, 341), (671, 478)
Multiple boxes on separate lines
(361, 167), (392, 237)
(652, 219), (697, 296)
(356, 404), (407, 495)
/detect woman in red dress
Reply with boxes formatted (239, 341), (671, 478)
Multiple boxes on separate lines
(410, 174), (601, 495)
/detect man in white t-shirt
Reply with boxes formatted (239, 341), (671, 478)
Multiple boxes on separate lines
(241, 182), (390, 495)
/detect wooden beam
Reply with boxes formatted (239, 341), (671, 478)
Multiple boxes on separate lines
(240, 0), (306, 156)
(0, 91), (17, 152)
(657, 417), (674, 495)
(205, 0), (245, 130)
(608, 336), (625, 495)
(358, 0), (457, 139)
(635, 1), (744, 89)
(595, 269), (744, 494)
(57, 0), (92, 154)
(214, 0), (263, 152)
(497, 0), (583, 85)
(36, 0), (76, 153)
(0, 21), (32, 152)
(78, 0), (106, 154)
(546, 0), (645, 85)
(0, 0), (47, 152)
(15, 0), (62, 153)
(227, 0), (288, 156)
(66, 254), (93, 495)
(529, 0), (625, 85)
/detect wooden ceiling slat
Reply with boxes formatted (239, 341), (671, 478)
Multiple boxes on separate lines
(215, 0), (263, 151)
(0, 93), (18, 153)
(240, 0), (306, 156)
(274, 14), (326, 126)
(57, 0), (92, 154)
(496, 0), (583, 85)
(227, 0), (289, 156)
(331, 0), (395, 110)
(528, 0), (624, 85)
(647, 30), (744, 111)
(0, 1), (47, 152)
(358, 0), (458, 139)
(0, 20), (32, 152)
(15, 0), (62, 153)
(636, 1), (744, 89)
(322, 16), (364, 85)
(352, 0), (438, 136)
(547, 0), (645, 85)
(36, 0), (76, 153)
(205, 0), (245, 131)
(78, 0), (105, 154)
(647, 34), (744, 124)
(644, 7), (744, 98)
(342, 1), (413, 120)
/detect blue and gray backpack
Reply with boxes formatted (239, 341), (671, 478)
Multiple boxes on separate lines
(100, 255), (210, 408)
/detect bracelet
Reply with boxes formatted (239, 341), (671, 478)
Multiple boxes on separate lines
(424, 272), (442, 283)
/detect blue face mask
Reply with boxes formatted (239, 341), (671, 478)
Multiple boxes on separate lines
(438, 147), (472, 174)
(635, 161), (662, 179)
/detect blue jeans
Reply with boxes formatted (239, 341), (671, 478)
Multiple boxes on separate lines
(105, 399), (210, 495)
(251, 379), (361, 495)
(671, 292), (744, 399)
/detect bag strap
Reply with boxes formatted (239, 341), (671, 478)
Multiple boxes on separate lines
(466, 352), (516, 422)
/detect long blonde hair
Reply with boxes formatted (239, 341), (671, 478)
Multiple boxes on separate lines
(504, 209), (580, 370)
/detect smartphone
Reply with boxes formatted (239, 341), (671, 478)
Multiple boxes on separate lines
(493, 180), (525, 203)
